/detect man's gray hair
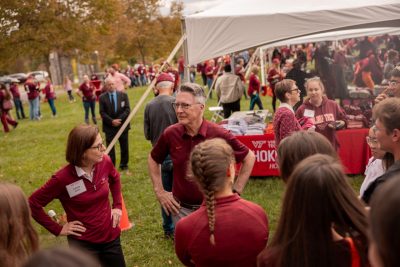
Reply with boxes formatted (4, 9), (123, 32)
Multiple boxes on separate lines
(178, 83), (206, 104)
(104, 77), (115, 85)
(156, 81), (173, 90)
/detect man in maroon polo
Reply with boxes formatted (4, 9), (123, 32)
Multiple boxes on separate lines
(148, 83), (255, 224)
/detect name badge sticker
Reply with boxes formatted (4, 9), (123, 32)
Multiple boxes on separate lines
(66, 179), (87, 198)
(121, 101), (125, 108)
(304, 109), (315, 118)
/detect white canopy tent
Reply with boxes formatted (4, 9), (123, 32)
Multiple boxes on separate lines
(183, 0), (400, 65)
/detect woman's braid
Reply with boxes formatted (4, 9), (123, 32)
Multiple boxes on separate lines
(189, 138), (235, 246)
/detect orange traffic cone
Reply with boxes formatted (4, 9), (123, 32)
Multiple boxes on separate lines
(119, 194), (133, 231)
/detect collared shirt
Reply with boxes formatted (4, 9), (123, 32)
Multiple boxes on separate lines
(108, 91), (117, 113)
(279, 102), (295, 114)
(75, 166), (94, 183)
(151, 119), (249, 205)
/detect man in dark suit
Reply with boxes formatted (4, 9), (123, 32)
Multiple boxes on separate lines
(99, 78), (131, 170)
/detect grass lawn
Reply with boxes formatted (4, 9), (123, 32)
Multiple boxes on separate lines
(0, 84), (364, 266)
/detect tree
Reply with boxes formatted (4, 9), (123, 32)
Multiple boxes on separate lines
(0, 0), (122, 70)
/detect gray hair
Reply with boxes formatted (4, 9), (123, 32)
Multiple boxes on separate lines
(178, 83), (206, 104)
(156, 81), (173, 90)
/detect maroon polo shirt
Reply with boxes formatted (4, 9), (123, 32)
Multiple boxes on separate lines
(79, 82), (95, 101)
(175, 194), (269, 267)
(151, 120), (249, 205)
(24, 81), (39, 100)
(9, 84), (20, 98)
(29, 155), (122, 244)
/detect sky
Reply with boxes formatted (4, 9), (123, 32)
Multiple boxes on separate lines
(160, 0), (225, 16)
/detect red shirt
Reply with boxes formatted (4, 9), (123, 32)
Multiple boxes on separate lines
(79, 82), (95, 101)
(151, 120), (249, 205)
(247, 73), (260, 96)
(175, 194), (269, 267)
(9, 84), (20, 98)
(43, 83), (55, 100)
(24, 81), (40, 100)
(29, 155), (122, 244)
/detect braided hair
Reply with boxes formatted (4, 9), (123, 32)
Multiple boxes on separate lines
(189, 138), (235, 245)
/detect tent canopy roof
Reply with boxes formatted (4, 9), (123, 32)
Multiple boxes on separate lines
(184, 0), (400, 64)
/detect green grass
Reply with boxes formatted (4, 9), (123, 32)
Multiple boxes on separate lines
(0, 85), (364, 266)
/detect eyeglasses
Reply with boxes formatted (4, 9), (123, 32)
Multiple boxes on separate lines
(389, 80), (400, 86)
(90, 143), (105, 151)
(172, 102), (201, 110)
(366, 136), (378, 147)
(290, 88), (300, 93)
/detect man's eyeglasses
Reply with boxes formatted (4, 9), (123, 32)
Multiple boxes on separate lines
(366, 136), (378, 147)
(172, 102), (201, 110)
(389, 80), (400, 86)
(90, 143), (105, 151)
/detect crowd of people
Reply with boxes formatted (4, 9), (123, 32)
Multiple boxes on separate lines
(2, 34), (400, 267)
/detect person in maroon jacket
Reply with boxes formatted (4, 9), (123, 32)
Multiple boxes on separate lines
(257, 154), (369, 267)
(248, 66), (264, 110)
(0, 84), (18, 132)
(9, 81), (26, 119)
(295, 77), (346, 150)
(175, 138), (268, 267)
(77, 75), (97, 125)
(42, 77), (57, 117)
(29, 125), (126, 267)
(24, 75), (40, 120)
(267, 58), (284, 112)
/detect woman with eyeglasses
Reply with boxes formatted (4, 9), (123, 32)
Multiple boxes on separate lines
(360, 126), (394, 201)
(295, 77), (346, 150)
(272, 79), (303, 146)
(29, 125), (126, 267)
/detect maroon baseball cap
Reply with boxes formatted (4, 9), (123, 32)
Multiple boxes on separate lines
(156, 73), (174, 85)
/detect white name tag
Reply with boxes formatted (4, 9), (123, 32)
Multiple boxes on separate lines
(304, 109), (315, 118)
(121, 101), (125, 108)
(66, 179), (87, 198)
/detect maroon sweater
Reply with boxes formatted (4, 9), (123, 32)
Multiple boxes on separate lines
(273, 106), (301, 147)
(247, 73), (260, 96)
(24, 81), (39, 100)
(175, 194), (269, 267)
(295, 96), (346, 149)
(29, 155), (122, 244)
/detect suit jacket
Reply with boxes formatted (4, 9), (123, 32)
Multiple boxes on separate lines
(99, 91), (131, 135)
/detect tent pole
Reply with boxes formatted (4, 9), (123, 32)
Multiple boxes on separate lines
(260, 48), (265, 86)
(105, 35), (186, 155)
(181, 18), (190, 83)
(245, 47), (259, 80)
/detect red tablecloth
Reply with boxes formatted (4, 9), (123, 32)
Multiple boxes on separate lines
(236, 128), (370, 176)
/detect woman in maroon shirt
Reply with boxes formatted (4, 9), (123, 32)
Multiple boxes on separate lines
(175, 138), (269, 267)
(257, 154), (369, 267)
(42, 77), (57, 117)
(0, 84), (18, 132)
(29, 125), (126, 267)
(77, 74), (97, 124)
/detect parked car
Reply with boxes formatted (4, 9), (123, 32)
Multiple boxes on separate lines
(0, 75), (19, 84)
(27, 71), (49, 82)
(8, 73), (28, 83)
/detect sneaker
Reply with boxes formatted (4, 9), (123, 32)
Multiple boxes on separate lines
(13, 122), (18, 129)
(164, 232), (174, 240)
(119, 166), (128, 171)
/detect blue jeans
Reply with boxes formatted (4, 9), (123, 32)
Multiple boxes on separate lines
(140, 74), (147, 86)
(29, 96), (40, 120)
(161, 156), (174, 234)
(48, 98), (57, 115)
(13, 97), (25, 119)
(249, 93), (264, 110)
(83, 101), (96, 122)
(206, 77), (214, 98)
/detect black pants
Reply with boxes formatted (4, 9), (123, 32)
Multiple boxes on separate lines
(68, 236), (126, 267)
(106, 130), (129, 168)
(222, 99), (241, 119)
